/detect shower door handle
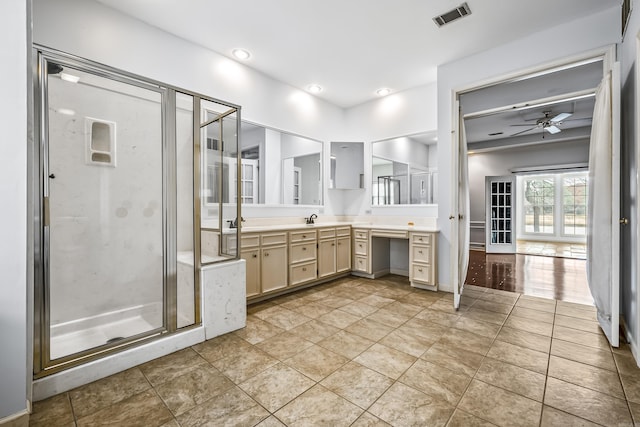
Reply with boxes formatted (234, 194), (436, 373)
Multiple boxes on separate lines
(43, 196), (50, 227)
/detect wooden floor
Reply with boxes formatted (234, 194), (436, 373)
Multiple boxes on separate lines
(516, 240), (586, 259)
(465, 250), (594, 306)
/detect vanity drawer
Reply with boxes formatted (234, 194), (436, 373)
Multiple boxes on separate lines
(318, 228), (336, 239)
(290, 242), (317, 263)
(353, 256), (368, 272)
(412, 264), (432, 283)
(354, 239), (368, 256)
(353, 229), (369, 240)
(241, 234), (260, 248)
(411, 233), (432, 246)
(412, 245), (432, 264)
(371, 229), (408, 239)
(290, 230), (316, 243)
(336, 226), (351, 237)
(290, 261), (317, 286)
(261, 232), (287, 246)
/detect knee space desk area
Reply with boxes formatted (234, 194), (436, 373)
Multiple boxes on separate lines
(351, 225), (439, 291)
(240, 222), (439, 302)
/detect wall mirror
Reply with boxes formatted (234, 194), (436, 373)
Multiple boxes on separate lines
(234, 121), (323, 205)
(371, 132), (438, 205)
(329, 142), (364, 189)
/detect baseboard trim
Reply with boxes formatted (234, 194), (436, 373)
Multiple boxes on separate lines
(0, 408), (29, 426)
(620, 316), (640, 367)
(389, 268), (409, 277)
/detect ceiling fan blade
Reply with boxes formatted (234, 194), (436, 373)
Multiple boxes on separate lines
(551, 112), (572, 122)
(510, 127), (537, 137)
(545, 125), (561, 134)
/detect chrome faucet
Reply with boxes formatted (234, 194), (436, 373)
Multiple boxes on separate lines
(305, 214), (318, 225)
(227, 217), (245, 229)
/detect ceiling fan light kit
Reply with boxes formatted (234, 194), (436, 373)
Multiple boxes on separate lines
(509, 110), (573, 138)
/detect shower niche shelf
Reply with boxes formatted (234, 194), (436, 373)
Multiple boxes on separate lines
(85, 117), (116, 166)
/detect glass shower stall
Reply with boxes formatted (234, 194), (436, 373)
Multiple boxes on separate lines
(33, 47), (241, 377)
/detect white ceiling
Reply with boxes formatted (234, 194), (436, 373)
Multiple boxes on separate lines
(96, 0), (618, 108)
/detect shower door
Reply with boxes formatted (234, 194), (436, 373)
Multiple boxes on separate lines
(41, 59), (166, 366)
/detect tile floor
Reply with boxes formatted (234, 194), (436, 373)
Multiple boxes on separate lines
(28, 275), (640, 427)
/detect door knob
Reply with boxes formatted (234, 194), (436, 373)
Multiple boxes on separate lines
(449, 215), (455, 220)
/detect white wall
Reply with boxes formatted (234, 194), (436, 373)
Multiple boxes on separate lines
(338, 84), (439, 217)
(33, 0), (345, 220)
(620, 6), (640, 358)
(437, 6), (620, 291)
(0, 0), (29, 420)
(33, 0), (345, 144)
(467, 139), (590, 246)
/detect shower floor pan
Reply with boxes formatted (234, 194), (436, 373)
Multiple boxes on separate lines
(49, 303), (160, 360)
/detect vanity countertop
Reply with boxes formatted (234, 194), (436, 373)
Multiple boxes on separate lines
(240, 222), (351, 233)
(350, 223), (440, 233)
(238, 222), (439, 233)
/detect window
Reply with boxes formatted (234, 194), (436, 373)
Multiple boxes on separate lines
(522, 176), (555, 234)
(518, 171), (588, 241)
(562, 175), (588, 236)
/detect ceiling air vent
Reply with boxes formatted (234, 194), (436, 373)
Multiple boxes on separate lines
(433, 2), (472, 27)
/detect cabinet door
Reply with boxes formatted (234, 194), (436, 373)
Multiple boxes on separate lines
(318, 239), (337, 278)
(336, 236), (351, 273)
(241, 248), (261, 298)
(261, 245), (288, 293)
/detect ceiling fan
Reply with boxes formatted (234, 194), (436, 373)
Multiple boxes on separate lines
(510, 110), (573, 138)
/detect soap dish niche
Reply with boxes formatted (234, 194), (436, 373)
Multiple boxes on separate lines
(85, 117), (116, 167)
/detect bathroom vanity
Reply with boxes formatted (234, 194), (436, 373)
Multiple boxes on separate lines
(239, 222), (439, 301)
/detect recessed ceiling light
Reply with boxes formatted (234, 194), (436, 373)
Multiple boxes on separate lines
(60, 72), (80, 83)
(376, 88), (391, 96)
(307, 84), (323, 94)
(232, 48), (251, 60)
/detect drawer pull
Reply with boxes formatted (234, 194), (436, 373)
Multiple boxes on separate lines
(302, 247), (307, 251)
(418, 268), (423, 272)
(303, 235), (306, 238)
(264, 252), (269, 257)
(332, 243), (335, 246)
(418, 237), (423, 241)
(418, 250), (423, 254)
(252, 254), (257, 258)
(302, 267), (307, 271)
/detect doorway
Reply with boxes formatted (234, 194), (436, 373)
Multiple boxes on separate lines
(450, 46), (620, 345)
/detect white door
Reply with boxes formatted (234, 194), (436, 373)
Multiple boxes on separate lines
(451, 101), (469, 309)
(587, 57), (620, 347)
(485, 176), (516, 253)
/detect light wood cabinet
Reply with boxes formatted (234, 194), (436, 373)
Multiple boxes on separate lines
(289, 229), (317, 287)
(318, 226), (351, 278)
(318, 238), (337, 278)
(336, 235), (351, 273)
(241, 232), (288, 297)
(352, 228), (370, 274)
(261, 244), (288, 292)
(242, 247), (261, 298)
(240, 234), (261, 298)
(409, 231), (437, 291)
